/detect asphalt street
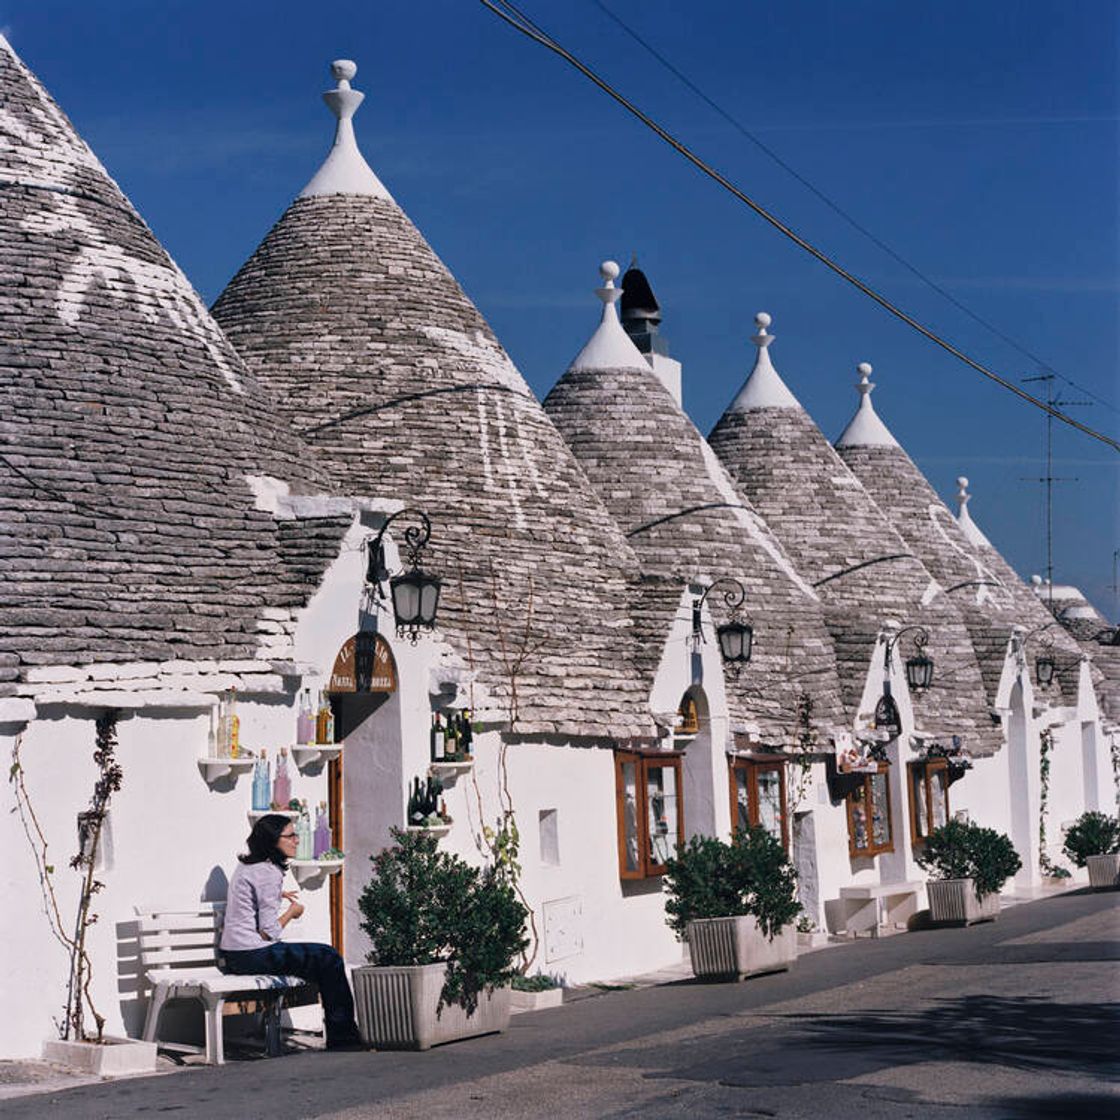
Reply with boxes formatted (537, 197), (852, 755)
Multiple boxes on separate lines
(4, 889), (1117, 1120)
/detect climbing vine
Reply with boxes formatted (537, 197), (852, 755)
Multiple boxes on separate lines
(1037, 726), (1069, 878)
(786, 692), (817, 816)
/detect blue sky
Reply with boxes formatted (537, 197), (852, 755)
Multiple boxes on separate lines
(7, 0), (1118, 616)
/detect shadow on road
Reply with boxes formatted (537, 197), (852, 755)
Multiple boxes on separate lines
(798, 994), (1120, 1077)
(987, 1091), (1119, 1119)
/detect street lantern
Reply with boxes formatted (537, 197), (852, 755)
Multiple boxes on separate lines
(366, 508), (440, 642)
(884, 625), (934, 693)
(694, 578), (754, 669)
(1035, 652), (1056, 687)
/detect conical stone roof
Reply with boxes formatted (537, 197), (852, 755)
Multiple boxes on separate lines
(543, 265), (844, 747)
(835, 369), (1082, 707)
(212, 63), (647, 739)
(0, 37), (347, 681)
(710, 320), (998, 752)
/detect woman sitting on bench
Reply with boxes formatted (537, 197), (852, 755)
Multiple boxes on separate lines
(220, 813), (363, 1051)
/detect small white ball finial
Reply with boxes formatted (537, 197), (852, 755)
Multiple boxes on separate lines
(1031, 574), (1043, 587)
(858, 362), (873, 377)
(331, 59), (358, 83)
(755, 311), (772, 329)
(600, 260), (620, 283)
(957, 476), (969, 489)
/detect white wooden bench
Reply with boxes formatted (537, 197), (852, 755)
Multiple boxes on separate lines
(838, 881), (923, 938)
(138, 906), (308, 1065)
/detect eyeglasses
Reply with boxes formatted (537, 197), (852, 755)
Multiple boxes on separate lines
(278, 831), (298, 841)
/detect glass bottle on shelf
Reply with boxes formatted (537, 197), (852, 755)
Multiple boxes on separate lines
(460, 709), (473, 759)
(251, 750), (271, 812)
(445, 713), (459, 762)
(296, 689), (315, 745)
(430, 713), (445, 762)
(272, 748), (292, 810)
(208, 704), (221, 759)
(313, 802), (331, 859)
(216, 696), (230, 759)
(227, 688), (240, 759)
(296, 801), (313, 861)
(316, 692), (335, 745)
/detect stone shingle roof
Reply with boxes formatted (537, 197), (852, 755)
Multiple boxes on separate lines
(543, 273), (844, 747)
(834, 374), (1082, 708)
(709, 324), (999, 754)
(211, 75), (648, 740)
(0, 37), (348, 686)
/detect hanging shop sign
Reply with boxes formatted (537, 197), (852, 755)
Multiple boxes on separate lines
(873, 692), (902, 738)
(836, 732), (881, 774)
(328, 632), (398, 694)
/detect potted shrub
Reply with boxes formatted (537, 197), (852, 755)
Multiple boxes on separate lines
(916, 820), (1021, 925)
(664, 827), (800, 982)
(1062, 811), (1120, 890)
(510, 973), (563, 1012)
(353, 827), (527, 1049)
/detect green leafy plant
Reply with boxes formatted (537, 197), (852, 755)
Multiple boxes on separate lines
(511, 973), (561, 992)
(663, 827), (800, 941)
(915, 820), (1022, 899)
(1062, 812), (1120, 867)
(358, 827), (528, 1014)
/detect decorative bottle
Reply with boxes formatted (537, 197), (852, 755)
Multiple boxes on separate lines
(431, 713), (445, 762)
(445, 714), (459, 762)
(296, 801), (313, 861)
(313, 802), (332, 859)
(316, 692), (335, 745)
(208, 704), (220, 759)
(227, 688), (240, 759)
(272, 747), (292, 810)
(251, 750), (271, 811)
(296, 689), (315, 745)
(459, 710), (473, 759)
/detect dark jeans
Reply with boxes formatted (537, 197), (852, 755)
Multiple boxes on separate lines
(222, 942), (360, 1047)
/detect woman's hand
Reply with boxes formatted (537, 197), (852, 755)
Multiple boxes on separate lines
(282, 890), (301, 904)
(286, 901), (305, 921)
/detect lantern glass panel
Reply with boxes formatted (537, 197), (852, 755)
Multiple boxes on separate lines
(418, 575), (441, 626)
(717, 622), (753, 664)
(391, 575), (421, 625)
(1035, 656), (1055, 687)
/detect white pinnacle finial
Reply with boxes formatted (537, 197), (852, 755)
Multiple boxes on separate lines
(955, 474), (990, 547)
(1031, 574), (1043, 587)
(857, 362), (874, 394)
(597, 260), (622, 305)
(753, 311), (774, 349)
(835, 360), (899, 448)
(956, 476), (970, 508)
(567, 259), (648, 372)
(299, 58), (392, 200)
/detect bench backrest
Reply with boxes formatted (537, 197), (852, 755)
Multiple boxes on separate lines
(137, 906), (224, 972)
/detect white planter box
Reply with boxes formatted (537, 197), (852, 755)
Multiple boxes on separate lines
(352, 962), (511, 1050)
(510, 987), (563, 1013)
(686, 916), (796, 982)
(1086, 852), (1120, 890)
(927, 878), (1001, 926)
(42, 1036), (158, 1076)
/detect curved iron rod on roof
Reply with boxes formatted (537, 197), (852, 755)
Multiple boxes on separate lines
(692, 577), (747, 636)
(811, 553), (917, 588)
(366, 508), (433, 586)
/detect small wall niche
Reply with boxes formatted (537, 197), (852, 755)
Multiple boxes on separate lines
(538, 808), (560, 867)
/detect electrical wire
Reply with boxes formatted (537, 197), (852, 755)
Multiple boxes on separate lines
(478, 0), (1119, 453)
(590, 0), (1117, 418)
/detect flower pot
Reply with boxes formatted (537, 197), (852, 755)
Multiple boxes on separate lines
(352, 962), (511, 1050)
(686, 915), (796, 982)
(1086, 852), (1120, 890)
(510, 987), (563, 1013)
(42, 1036), (158, 1076)
(926, 878), (1001, 926)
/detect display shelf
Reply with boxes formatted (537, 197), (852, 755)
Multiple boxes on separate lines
(289, 858), (344, 888)
(428, 760), (472, 786)
(405, 824), (451, 840)
(291, 744), (343, 771)
(197, 757), (255, 784)
(247, 809), (301, 826)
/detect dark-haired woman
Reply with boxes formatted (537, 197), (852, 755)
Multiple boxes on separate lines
(219, 813), (362, 1051)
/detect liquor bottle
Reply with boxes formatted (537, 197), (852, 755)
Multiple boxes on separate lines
(296, 801), (313, 861)
(207, 704), (220, 759)
(296, 690), (315, 745)
(445, 714), (459, 762)
(313, 802), (332, 859)
(431, 713), (445, 762)
(316, 692), (335, 745)
(215, 696), (230, 759)
(439, 797), (450, 824)
(251, 750), (271, 812)
(227, 689), (240, 759)
(459, 710), (473, 759)
(272, 748), (292, 810)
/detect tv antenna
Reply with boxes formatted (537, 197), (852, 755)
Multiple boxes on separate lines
(1022, 372), (1089, 612)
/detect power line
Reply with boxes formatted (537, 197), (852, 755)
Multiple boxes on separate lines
(590, 0), (1117, 418)
(478, 0), (1119, 453)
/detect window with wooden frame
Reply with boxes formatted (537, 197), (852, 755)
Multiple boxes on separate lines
(614, 750), (685, 879)
(907, 759), (949, 844)
(845, 766), (894, 857)
(729, 757), (788, 850)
